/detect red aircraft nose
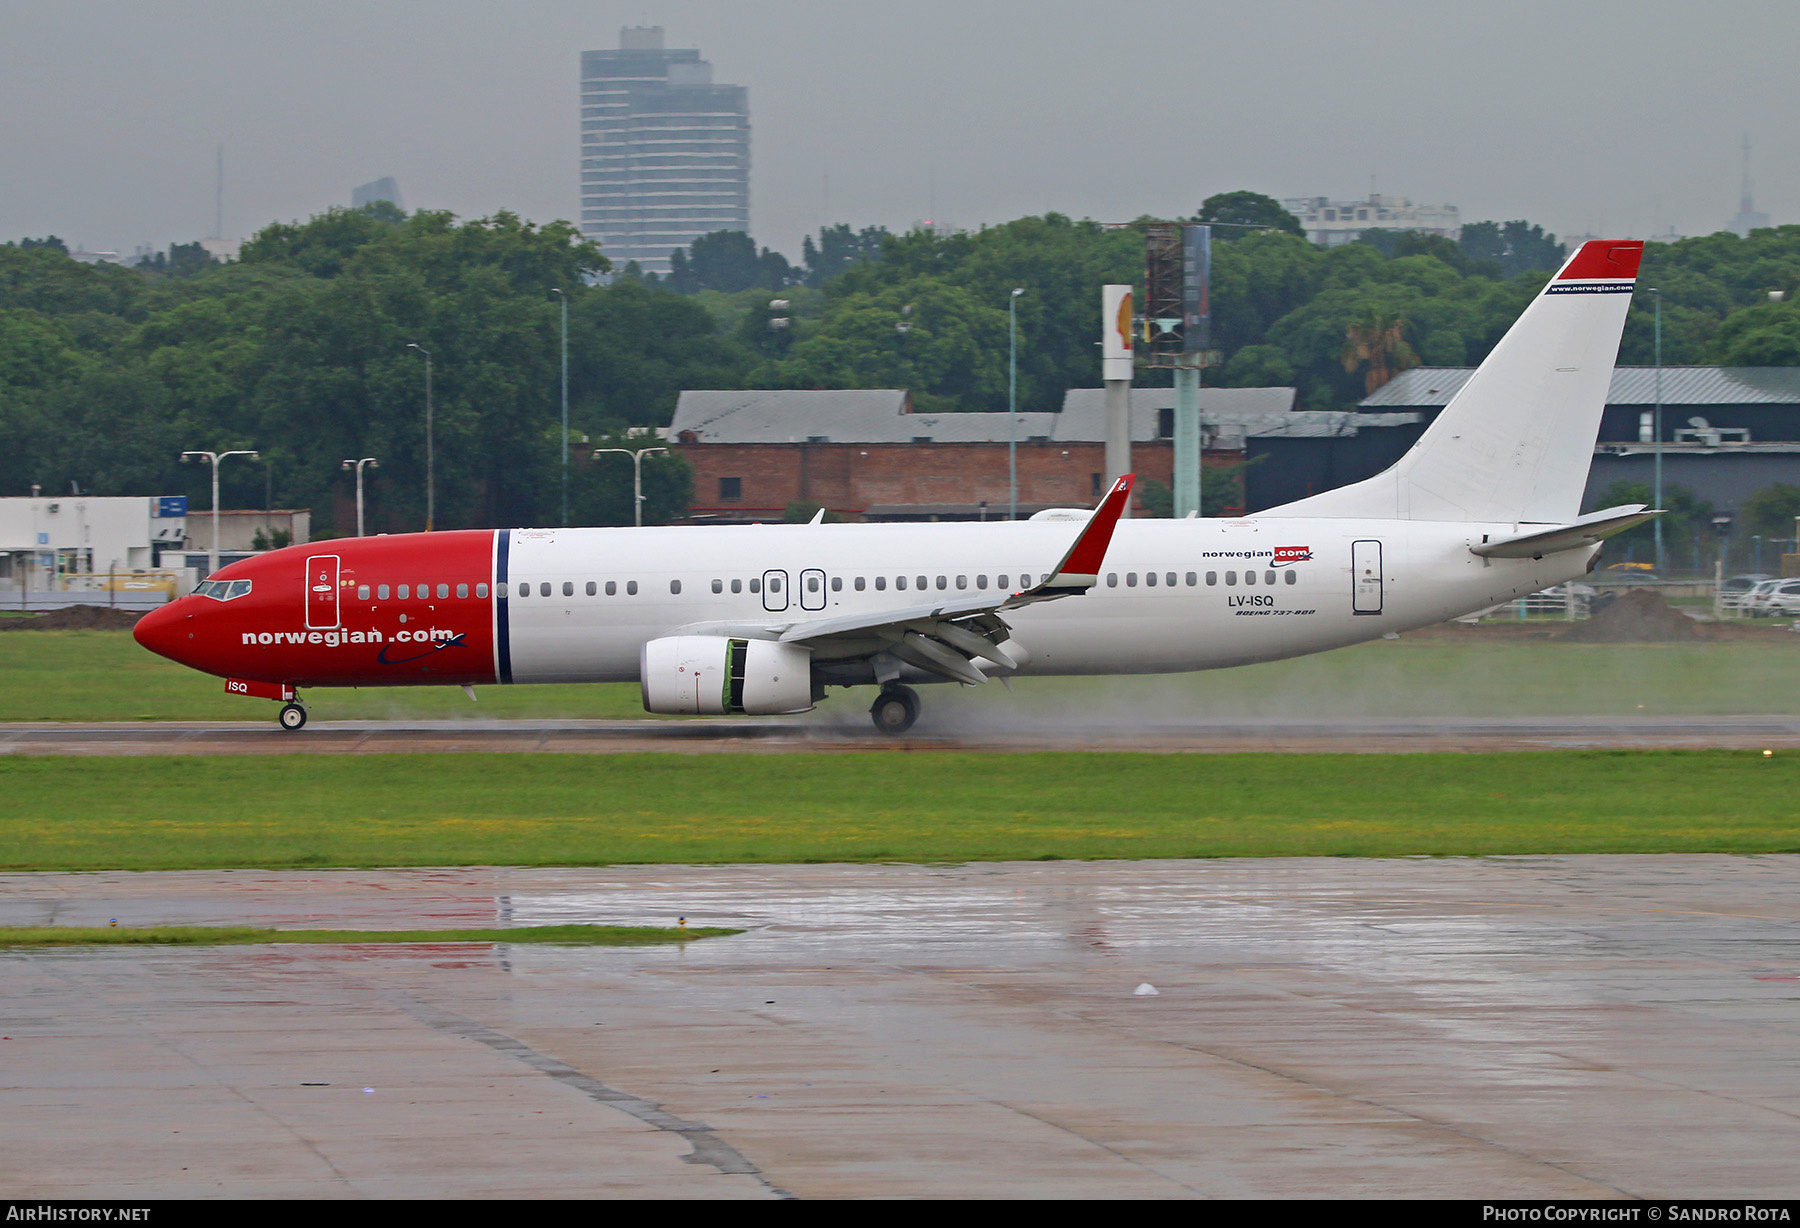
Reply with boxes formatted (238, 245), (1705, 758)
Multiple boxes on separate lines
(132, 600), (193, 664)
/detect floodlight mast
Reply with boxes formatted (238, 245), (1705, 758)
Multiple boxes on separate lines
(406, 343), (434, 531)
(179, 449), (259, 574)
(1009, 288), (1025, 521)
(550, 288), (569, 528)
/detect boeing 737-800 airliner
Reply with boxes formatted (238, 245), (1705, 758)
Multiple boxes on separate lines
(134, 240), (1651, 734)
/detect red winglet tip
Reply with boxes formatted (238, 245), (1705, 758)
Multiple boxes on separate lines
(1557, 240), (1644, 281)
(1059, 473), (1134, 577)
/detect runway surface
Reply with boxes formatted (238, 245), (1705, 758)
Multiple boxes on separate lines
(3, 857), (1799, 1199)
(8, 714), (1800, 754)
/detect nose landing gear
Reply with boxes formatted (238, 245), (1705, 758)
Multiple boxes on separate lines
(869, 684), (920, 735)
(278, 702), (308, 731)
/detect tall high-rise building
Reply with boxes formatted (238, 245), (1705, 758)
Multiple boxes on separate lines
(579, 27), (749, 276)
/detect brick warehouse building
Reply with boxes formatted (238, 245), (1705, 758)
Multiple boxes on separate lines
(671, 389), (1421, 521)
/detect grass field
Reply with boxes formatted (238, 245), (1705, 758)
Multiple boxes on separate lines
(0, 924), (733, 946)
(2, 751), (1797, 871)
(5, 627), (1800, 723)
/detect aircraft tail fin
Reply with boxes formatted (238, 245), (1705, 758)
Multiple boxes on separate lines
(1265, 239), (1643, 524)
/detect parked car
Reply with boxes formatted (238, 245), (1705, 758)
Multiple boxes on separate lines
(1719, 574), (1774, 611)
(1748, 578), (1800, 618)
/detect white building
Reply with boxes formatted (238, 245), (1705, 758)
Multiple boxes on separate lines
(0, 496), (186, 602)
(579, 27), (750, 276)
(1281, 195), (1462, 247)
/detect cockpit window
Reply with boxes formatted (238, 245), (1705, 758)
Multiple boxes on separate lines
(195, 579), (252, 601)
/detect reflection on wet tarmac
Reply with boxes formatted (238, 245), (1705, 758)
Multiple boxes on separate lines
(4, 857), (1799, 1198)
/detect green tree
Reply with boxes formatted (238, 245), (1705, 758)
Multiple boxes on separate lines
(1195, 191), (1304, 239)
(1584, 480), (1716, 553)
(668, 231), (796, 294)
(1709, 300), (1800, 365)
(801, 224), (889, 287)
(1458, 221), (1564, 278)
(1740, 483), (1800, 539)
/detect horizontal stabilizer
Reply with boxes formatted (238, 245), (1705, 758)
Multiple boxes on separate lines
(1469, 505), (1658, 559)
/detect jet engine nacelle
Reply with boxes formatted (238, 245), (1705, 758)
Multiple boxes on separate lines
(639, 635), (814, 716)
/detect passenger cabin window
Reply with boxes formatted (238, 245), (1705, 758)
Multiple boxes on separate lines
(1167, 573), (1177, 587)
(831, 576), (842, 592)
(1284, 570), (1296, 585)
(605, 581), (617, 596)
(1106, 573), (1118, 587)
(976, 575), (987, 589)
(956, 575), (967, 590)
(1205, 572), (1217, 586)
(627, 580), (638, 595)
(854, 577), (866, 591)
(516, 583), (527, 598)
(1244, 571), (1256, 586)
(437, 584), (449, 599)
(358, 585), (370, 600)
(896, 576), (908, 591)
(1226, 571), (1237, 586)
(916, 576), (927, 590)
(1145, 572), (1157, 587)
(1265, 571), (1277, 586)
(378, 584), (390, 600)
(670, 580), (682, 594)
(750, 578), (761, 593)
(1186, 572), (1197, 586)
(399, 585), (411, 599)
(540, 582), (552, 597)
(562, 582), (573, 597)
(730, 579), (742, 594)
(998, 575), (1009, 590)
(936, 576), (947, 590)
(586, 582), (597, 596)
(875, 576), (886, 591)
(476, 583), (488, 598)
(457, 583), (469, 599)
(712, 579), (723, 594)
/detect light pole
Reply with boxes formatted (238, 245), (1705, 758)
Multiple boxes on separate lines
(180, 449), (259, 575)
(592, 446), (667, 527)
(1008, 287), (1024, 521)
(406, 342), (434, 531)
(550, 288), (569, 527)
(341, 457), (379, 537)
(1647, 286), (1664, 574)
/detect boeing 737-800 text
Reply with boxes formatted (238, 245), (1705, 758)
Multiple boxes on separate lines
(134, 240), (1651, 734)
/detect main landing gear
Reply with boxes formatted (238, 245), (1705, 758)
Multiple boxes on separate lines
(278, 702), (308, 731)
(869, 684), (920, 736)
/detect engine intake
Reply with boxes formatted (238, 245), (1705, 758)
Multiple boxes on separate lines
(640, 636), (814, 715)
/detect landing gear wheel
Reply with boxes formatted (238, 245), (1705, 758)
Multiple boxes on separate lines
(870, 685), (920, 736)
(278, 703), (307, 731)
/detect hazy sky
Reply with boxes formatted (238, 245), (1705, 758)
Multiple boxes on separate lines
(4, 0), (1796, 259)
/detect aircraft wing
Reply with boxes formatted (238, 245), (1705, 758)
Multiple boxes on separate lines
(672, 476), (1135, 686)
(1469, 504), (1659, 559)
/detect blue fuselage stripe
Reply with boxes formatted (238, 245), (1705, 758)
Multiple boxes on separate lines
(495, 530), (513, 684)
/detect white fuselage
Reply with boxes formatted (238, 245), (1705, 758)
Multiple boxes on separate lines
(500, 516), (1589, 685)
